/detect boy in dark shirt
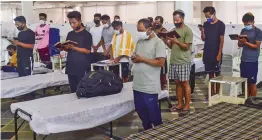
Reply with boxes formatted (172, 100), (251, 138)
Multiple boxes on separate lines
(63, 11), (92, 93)
(12, 16), (35, 77)
(199, 7), (225, 98)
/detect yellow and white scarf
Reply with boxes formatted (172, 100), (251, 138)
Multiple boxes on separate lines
(112, 30), (135, 58)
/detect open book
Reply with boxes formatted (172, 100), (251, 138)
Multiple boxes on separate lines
(157, 30), (181, 39)
(229, 34), (248, 41)
(53, 40), (78, 49)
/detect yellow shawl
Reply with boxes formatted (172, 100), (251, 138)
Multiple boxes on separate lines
(112, 30), (135, 58)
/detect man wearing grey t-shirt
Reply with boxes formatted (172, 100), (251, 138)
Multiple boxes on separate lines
(238, 13), (262, 97)
(132, 18), (166, 130)
(96, 14), (115, 58)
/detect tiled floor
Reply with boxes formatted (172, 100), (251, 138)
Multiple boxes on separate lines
(1, 76), (262, 140)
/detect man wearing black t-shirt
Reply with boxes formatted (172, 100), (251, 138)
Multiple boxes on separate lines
(12, 16), (35, 77)
(199, 7), (225, 98)
(63, 11), (92, 93)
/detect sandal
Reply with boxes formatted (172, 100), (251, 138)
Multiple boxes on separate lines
(170, 105), (183, 112)
(180, 109), (191, 115)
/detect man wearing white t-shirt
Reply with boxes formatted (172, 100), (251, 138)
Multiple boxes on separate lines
(90, 13), (105, 64)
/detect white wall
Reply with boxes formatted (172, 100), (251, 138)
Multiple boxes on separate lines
(2, 1), (262, 24)
(34, 8), (64, 23)
(214, 1), (262, 24)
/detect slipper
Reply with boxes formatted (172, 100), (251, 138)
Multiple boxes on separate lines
(170, 105), (183, 112)
(180, 109), (191, 115)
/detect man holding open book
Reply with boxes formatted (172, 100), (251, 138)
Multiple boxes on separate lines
(57, 11), (92, 93)
(238, 13), (262, 97)
(163, 10), (193, 115)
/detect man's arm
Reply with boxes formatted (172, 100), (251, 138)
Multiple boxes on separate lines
(96, 37), (104, 48)
(109, 45), (114, 60)
(141, 57), (165, 67)
(12, 31), (35, 49)
(201, 29), (205, 41)
(175, 41), (191, 50)
(167, 29), (193, 50)
(218, 35), (224, 55)
(71, 46), (90, 54)
(16, 41), (34, 49)
(238, 41), (244, 47)
(244, 40), (261, 49)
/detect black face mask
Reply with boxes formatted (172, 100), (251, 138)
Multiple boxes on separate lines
(174, 23), (182, 28)
(155, 24), (162, 29)
(94, 20), (100, 25)
(8, 51), (12, 56)
(74, 26), (81, 31)
(17, 26), (24, 31)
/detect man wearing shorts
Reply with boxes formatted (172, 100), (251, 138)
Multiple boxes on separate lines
(164, 10), (193, 114)
(238, 13), (262, 97)
(200, 7), (225, 97)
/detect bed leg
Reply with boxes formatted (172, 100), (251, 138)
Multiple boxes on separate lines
(110, 122), (113, 139)
(166, 97), (172, 108)
(43, 88), (47, 97)
(14, 110), (19, 140)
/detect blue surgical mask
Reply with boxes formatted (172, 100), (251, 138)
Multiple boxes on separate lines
(244, 25), (252, 31)
(206, 15), (214, 23)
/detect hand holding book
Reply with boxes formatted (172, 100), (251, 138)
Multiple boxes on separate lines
(54, 40), (78, 51)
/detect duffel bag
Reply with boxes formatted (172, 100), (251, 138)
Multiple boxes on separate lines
(76, 69), (123, 98)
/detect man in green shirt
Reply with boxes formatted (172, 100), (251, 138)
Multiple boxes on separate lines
(164, 10), (193, 114)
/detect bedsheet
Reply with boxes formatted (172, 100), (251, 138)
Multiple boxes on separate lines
(10, 82), (168, 135)
(1, 67), (52, 80)
(1, 71), (68, 98)
(1, 71), (18, 80)
(194, 58), (205, 73)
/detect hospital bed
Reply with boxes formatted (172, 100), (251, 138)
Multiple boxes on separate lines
(1, 62), (53, 80)
(1, 68), (53, 80)
(1, 71), (68, 98)
(10, 82), (169, 140)
(125, 102), (262, 140)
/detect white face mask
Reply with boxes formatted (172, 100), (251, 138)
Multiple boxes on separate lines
(137, 30), (150, 40)
(114, 30), (120, 35)
(104, 24), (109, 28)
(39, 20), (46, 25)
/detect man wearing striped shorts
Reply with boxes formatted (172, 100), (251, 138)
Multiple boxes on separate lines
(164, 10), (193, 114)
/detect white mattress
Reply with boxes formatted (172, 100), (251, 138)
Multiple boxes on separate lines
(1, 71), (18, 80)
(10, 82), (168, 135)
(1, 72), (68, 98)
(1, 63), (52, 80)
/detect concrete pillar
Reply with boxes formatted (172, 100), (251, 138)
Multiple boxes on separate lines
(175, 1), (193, 23)
(21, 1), (34, 24)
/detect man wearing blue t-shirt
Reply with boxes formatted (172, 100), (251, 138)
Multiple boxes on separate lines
(238, 13), (262, 97)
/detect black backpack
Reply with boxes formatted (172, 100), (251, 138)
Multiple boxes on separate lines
(76, 69), (123, 98)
